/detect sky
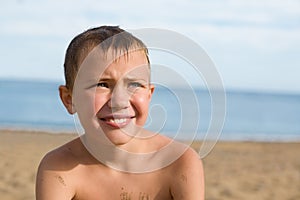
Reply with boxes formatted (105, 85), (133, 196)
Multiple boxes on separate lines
(0, 0), (300, 93)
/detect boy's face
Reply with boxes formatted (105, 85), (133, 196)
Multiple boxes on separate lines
(72, 50), (154, 146)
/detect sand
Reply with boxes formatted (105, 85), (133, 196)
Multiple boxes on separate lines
(0, 130), (299, 200)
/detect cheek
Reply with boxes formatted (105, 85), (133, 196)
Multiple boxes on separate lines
(131, 92), (151, 116)
(74, 90), (95, 114)
(94, 93), (109, 113)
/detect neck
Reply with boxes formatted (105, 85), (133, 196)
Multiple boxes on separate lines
(80, 132), (188, 173)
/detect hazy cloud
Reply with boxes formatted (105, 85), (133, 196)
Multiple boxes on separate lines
(0, 0), (299, 92)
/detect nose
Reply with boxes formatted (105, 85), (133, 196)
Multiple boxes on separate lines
(108, 85), (130, 110)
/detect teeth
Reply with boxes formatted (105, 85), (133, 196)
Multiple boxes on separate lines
(109, 118), (127, 124)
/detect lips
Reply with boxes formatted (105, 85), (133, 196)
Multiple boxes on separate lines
(99, 114), (135, 128)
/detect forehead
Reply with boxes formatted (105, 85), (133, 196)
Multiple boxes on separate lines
(77, 48), (149, 84)
(101, 50), (149, 78)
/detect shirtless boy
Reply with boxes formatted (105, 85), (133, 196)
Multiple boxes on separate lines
(36, 26), (204, 200)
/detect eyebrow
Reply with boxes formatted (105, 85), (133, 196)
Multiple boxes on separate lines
(98, 78), (111, 82)
(98, 75), (149, 82)
(124, 76), (149, 82)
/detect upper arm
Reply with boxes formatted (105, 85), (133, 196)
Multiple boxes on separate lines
(170, 148), (205, 200)
(36, 152), (76, 200)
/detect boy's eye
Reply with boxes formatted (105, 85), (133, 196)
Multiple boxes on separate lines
(97, 82), (109, 88)
(128, 82), (143, 88)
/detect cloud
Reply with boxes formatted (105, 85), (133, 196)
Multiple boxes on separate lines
(0, 0), (299, 92)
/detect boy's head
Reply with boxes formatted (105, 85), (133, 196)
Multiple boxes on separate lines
(60, 26), (154, 146)
(63, 26), (150, 91)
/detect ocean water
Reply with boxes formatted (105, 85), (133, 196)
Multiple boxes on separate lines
(1, 79), (300, 141)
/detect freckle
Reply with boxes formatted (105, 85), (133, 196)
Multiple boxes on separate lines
(139, 192), (150, 200)
(181, 174), (187, 183)
(55, 175), (66, 186)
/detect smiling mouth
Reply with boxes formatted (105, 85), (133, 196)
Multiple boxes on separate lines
(99, 116), (135, 128)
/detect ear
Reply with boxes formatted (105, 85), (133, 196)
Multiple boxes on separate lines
(148, 84), (155, 99)
(59, 85), (76, 114)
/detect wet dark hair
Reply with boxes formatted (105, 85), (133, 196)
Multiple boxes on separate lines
(63, 26), (149, 90)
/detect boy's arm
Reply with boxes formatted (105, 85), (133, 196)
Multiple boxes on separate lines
(36, 152), (75, 200)
(170, 148), (205, 200)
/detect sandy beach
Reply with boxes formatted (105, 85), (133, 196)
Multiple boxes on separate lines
(0, 130), (299, 200)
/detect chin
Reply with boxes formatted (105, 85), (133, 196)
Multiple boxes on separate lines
(103, 129), (134, 146)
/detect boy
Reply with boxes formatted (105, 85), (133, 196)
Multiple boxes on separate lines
(36, 26), (204, 200)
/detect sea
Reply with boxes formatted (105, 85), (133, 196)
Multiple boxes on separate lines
(1, 79), (300, 142)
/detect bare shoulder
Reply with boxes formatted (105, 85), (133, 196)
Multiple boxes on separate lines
(148, 133), (203, 179)
(151, 133), (203, 171)
(175, 146), (202, 168)
(169, 146), (205, 200)
(169, 146), (204, 179)
(153, 134), (202, 168)
(38, 137), (84, 170)
(36, 137), (84, 200)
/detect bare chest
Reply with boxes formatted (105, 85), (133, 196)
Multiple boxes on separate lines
(73, 168), (173, 200)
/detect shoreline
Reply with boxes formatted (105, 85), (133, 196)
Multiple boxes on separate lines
(1, 130), (300, 200)
(1, 127), (300, 143)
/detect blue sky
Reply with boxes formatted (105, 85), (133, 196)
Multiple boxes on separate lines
(1, 0), (300, 93)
